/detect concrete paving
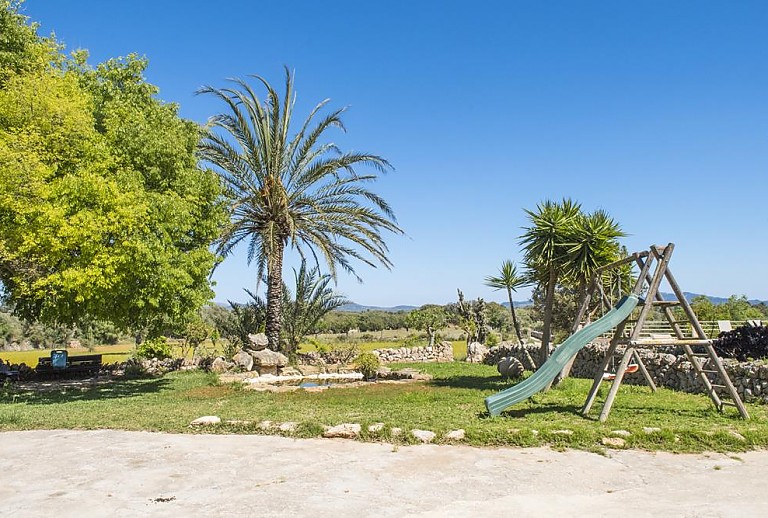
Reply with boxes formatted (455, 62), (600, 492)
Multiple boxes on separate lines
(1, 430), (766, 517)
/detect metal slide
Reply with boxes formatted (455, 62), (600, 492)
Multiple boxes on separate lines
(485, 294), (639, 417)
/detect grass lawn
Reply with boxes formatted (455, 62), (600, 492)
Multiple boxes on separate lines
(2, 361), (767, 453)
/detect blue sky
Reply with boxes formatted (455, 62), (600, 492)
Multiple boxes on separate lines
(23, 1), (768, 306)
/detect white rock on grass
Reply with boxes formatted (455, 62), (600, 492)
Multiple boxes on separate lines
(411, 429), (436, 444)
(643, 427), (661, 434)
(190, 416), (221, 426)
(368, 423), (385, 433)
(729, 431), (746, 442)
(552, 430), (573, 436)
(258, 420), (273, 430)
(611, 430), (632, 438)
(323, 423), (361, 439)
(390, 427), (403, 437)
(278, 422), (298, 433)
(602, 437), (626, 448)
(444, 429), (465, 441)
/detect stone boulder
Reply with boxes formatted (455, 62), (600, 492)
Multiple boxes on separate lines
(232, 350), (254, 371)
(323, 423), (361, 439)
(251, 349), (289, 375)
(497, 356), (524, 379)
(247, 333), (269, 350)
(466, 342), (488, 363)
(211, 357), (233, 373)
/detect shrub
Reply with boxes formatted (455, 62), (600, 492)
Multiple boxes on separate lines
(354, 352), (380, 379)
(136, 336), (173, 360)
(714, 325), (768, 361)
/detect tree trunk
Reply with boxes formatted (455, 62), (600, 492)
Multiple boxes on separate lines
(428, 325), (435, 347)
(540, 267), (557, 366)
(507, 288), (524, 345)
(265, 244), (284, 352)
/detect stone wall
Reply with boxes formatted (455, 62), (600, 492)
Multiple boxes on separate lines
(485, 341), (768, 404)
(372, 341), (454, 363)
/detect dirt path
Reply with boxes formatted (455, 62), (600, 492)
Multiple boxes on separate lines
(1, 430), (765, 517)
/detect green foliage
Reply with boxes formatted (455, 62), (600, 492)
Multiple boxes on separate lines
(0, 4), (224, 335)
(520, 199), (624, 361)
(135, 336), (172, 360)
(405, 305), (447, 346)
(354, 352), (380, 379)
(281, 261), (348, 355)
(198, 68), (403, 351)
(690, 295), (765, 322)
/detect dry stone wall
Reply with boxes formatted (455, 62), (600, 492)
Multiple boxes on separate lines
(372, 341), (454, 363)
(485, 341), (768, 404)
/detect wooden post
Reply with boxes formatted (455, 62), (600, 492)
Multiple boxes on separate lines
(599, 347), (635, 422)
(582, 321), (626, 416)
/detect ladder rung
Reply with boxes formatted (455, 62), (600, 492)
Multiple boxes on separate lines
(721, 401), (738, 407)
(651, 300), (681, 306)
(702, 369), (719, 374)
(710, 384), (726, 389)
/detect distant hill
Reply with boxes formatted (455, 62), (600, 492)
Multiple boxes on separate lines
(660, 292), (766, 305)
(336, 303), (417, 313)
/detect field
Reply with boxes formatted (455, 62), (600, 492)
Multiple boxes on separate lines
(2, 362), (767, 453)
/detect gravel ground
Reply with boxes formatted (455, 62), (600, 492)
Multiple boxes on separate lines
(1, 430), (766, 517)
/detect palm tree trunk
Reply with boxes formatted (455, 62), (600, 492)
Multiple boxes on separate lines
(509, 287), (536, 370)
(540, 267), (557, 366)
(266, 244), (284, 352)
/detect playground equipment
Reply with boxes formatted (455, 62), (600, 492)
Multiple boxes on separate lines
(485, 243), (749, 421)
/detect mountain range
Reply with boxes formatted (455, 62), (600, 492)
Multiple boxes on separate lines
(336, 292), (766, 313)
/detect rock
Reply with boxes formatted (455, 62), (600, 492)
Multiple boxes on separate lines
(279, 366), (302, 377)
(278, 422), (298, 433)
(466, 342), (488, 363)
(190, 416), (221, 426)
(376, 366), (392, 377)
(258, 420), (273, 430)
(497, 356), (524, 379)
(552, 430), (573, 436)
(411, 429), (436, 443)
(602, 437), (626, 448)
(444, 429), (466, 441)
(303, 386), (328, 393)
(247, 333), (269, 350)
(728, 431), (746, 442)
(391, 427), (403, 437)
(232, 350), (254, 371)
(611, 430), (632, 438)
(251, 349), (289, 368)
(323, 423), (361, 439)
(211, 357), (232, 373)
(368, 423), (385, 433)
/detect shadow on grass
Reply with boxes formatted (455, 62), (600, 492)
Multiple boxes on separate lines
(2, 377), (172, 405)
(429, 375), (514, 391)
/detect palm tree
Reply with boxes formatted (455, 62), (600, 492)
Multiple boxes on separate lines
(484, 260), (526, 345)
(198, 69), (403, 351)
(562, 210), (625, 300)
(520, 198), (581, 365)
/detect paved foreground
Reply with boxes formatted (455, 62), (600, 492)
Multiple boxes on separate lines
(1, 430), (766, 517)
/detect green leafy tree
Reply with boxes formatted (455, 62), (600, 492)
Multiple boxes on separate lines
(281, 261), (349, 355)
(484, 260), (527, 345)
(199, 69), (403, 351)
(0, 5), (224, 336)
(405, 305), (447, 346)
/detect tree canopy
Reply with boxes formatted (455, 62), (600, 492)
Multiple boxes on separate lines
(0, 2), (224, 335)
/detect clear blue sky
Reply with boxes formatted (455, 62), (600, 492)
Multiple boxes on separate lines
(23, 1), (768, 306)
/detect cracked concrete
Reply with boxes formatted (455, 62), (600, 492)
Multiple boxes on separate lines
(1, 430), (766, 517)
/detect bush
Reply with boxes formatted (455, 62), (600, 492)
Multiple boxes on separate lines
(354, 352), (380, 379)
(136, 336), (173, 360)
(714, 325), (768, 361)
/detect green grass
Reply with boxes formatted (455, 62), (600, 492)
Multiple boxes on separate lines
(2, 361), (767, 452)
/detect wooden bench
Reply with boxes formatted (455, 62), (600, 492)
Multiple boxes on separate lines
(35, 350), (102, 377)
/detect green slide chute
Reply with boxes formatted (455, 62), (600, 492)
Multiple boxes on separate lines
(485, 294), (639, 417)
